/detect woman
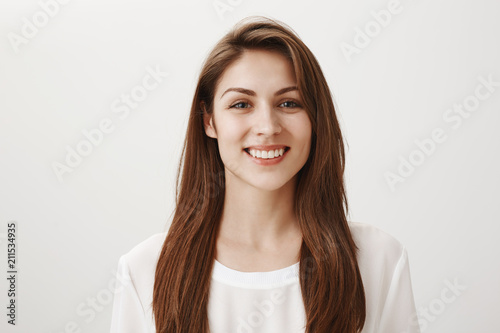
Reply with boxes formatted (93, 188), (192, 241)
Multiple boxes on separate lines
(110, 16), (420, 333)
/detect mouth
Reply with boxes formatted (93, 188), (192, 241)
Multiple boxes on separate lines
(243, 147), (290, 158)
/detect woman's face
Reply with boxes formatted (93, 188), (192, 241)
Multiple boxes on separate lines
(204, 49), (312, 192)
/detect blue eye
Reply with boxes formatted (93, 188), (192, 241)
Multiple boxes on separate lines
(229, 100), (302, 109)
(229, 102), (249, 109)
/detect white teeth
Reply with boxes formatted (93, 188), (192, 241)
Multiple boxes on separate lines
(248, 148), (286, 159)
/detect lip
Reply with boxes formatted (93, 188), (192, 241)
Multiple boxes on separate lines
(244, 144), (289, 150)
(243, 147), (290, 166)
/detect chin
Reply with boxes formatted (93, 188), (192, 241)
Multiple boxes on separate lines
(248, 177), (293, 192)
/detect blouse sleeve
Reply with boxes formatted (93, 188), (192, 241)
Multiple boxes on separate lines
(110, 255), (150, 333)
(378, 247), (421, 333)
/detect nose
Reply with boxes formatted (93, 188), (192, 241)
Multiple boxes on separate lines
(252, 103), (282, 136)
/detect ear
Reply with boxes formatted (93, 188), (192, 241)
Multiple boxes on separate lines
(202, 102), (217, 139)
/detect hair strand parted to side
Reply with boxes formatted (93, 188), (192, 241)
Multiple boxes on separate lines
(153, 15), (366, 333)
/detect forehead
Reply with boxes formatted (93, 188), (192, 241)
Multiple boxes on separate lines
(215, 49), (297, 98)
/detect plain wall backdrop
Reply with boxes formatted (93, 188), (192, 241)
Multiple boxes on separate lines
(1, 0), (499, 332)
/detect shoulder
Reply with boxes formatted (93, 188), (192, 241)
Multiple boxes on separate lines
(347, 222), (419, 331)
(120, 232), (167, 281)
(117, 232), (167, 308)
(348, 221), (404, 255)
(347, 221), (407, 276)
(121, 232), (167, 271)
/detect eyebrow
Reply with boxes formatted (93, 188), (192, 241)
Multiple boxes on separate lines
(219, 86), (298, 99)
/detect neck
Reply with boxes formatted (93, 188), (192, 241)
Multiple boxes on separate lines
(217, 172), (301, 251)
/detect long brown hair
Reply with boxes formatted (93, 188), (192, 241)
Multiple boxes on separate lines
(153, 16), (366, 332)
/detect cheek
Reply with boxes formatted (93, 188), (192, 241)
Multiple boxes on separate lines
(216, 118), (247, 150)
(288, 115), (312, 144)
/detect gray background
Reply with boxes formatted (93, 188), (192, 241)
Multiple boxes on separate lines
(1, 0), (499, 332)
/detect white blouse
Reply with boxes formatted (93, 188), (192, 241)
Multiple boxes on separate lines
(110, 221), (421, 333)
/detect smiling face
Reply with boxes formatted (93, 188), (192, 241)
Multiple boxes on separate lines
(203, 48), (312, 192)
